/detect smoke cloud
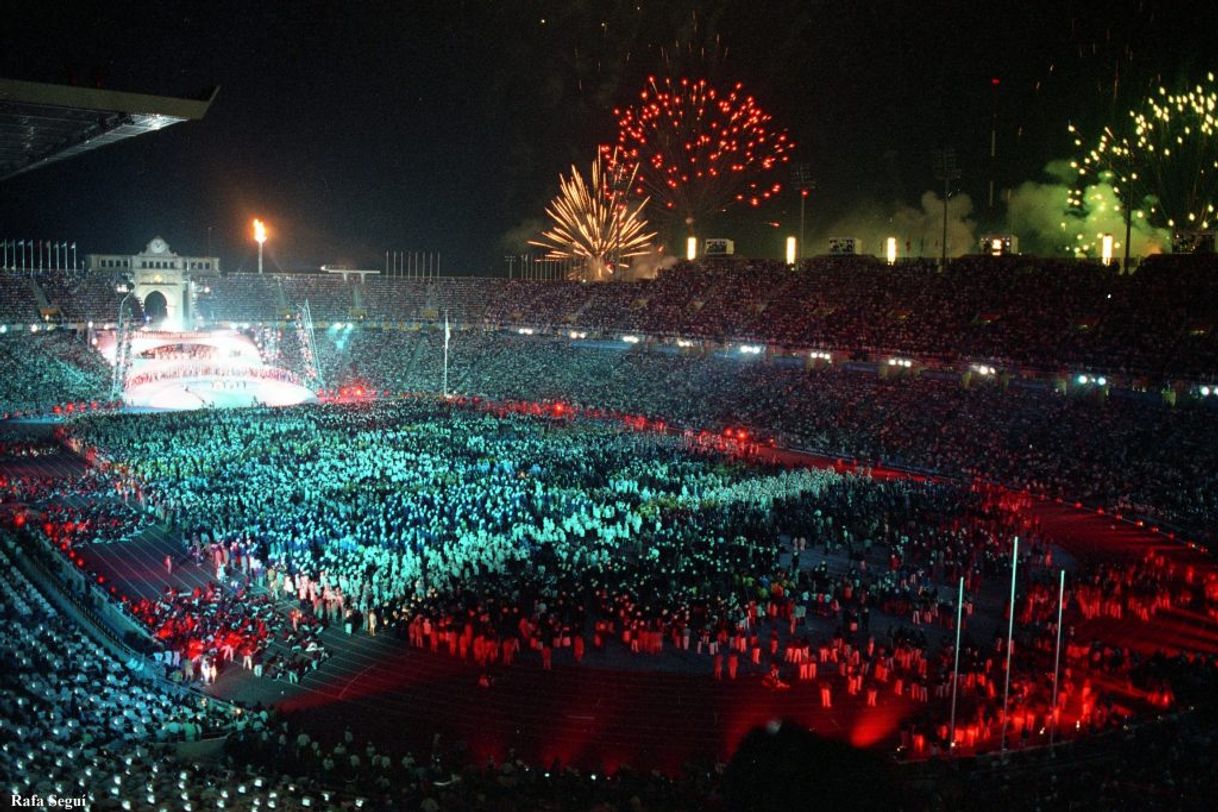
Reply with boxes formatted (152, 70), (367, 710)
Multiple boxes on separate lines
(810, 191), (979, 259)
(499, 217), (546, 254)
(1006, 159), (1171, 258)
(626, 246), (679, 280)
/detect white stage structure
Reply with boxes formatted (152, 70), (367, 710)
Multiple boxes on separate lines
(96, 328), (316, 410)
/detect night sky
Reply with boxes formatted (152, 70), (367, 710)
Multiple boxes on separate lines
(2, 0), (1215, 273)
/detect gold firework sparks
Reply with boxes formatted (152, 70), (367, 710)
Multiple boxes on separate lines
(530, 149), (657, 281)
(1071, 71), (1218, 239)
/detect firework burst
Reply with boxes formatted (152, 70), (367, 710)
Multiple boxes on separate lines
(1071, 72), (1218, 237)
(604, 76), (793, 230)
(530, 150), (657, 282)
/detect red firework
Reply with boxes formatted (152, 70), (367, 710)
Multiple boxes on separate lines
(604, 76), (793, 228)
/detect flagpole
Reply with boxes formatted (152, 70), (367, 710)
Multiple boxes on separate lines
(442, 310), (450, 398)
(949, 575), (965, 754)
(1050, 568), (1066, 755)
(1000, 535), (1019, 759)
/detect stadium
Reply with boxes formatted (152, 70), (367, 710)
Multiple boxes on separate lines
(3, 4), (1218, 811)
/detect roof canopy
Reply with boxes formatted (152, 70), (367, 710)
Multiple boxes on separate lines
(0, 78), (216, 180)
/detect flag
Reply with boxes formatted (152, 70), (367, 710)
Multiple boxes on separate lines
(444, 312), (451, 343)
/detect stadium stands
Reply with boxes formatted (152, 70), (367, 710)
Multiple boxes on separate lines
(0, 273), (41, 324)
(182, 254), (1218, 378)
(3, 252), (1218, 809)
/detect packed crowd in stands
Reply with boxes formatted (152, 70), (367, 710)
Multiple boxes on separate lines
(0, 332), (112, 417)
(19, 251), (1211, 377)
(0, 273), (42, 324)
(2, 253), (1218, 807)
(312, 328), (1218, 547)
(34, 266), (145, 325)
(479, 254), (1218, 378)
(0, 537), (244, 807)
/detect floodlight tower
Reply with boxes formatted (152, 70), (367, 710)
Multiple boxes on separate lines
(932, 148), (961, 268)
(253, 218), (268, 274)
(791, 163), (815, 261)
(110, 277), (136, 402)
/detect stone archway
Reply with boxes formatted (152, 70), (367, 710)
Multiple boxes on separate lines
(143, 290), (168, 324)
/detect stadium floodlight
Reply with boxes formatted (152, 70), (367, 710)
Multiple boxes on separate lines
(1096, 376), (1107, 386)
(676, 338), (694, 348)
(253, 218), (268, 274)
(0, 325), (6, 334)
(1076, 374), (1089, 385)
(1101, 234), (1114, 265)
(886, 237), (897, 265)
(622, 334), (640, 344)
(785, 236), (796, 265)
(517, 327), (535, 335)
(740, 344), (764, 354)
(686, 236), (697, 261)
(1201, 386), (1212, 396)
